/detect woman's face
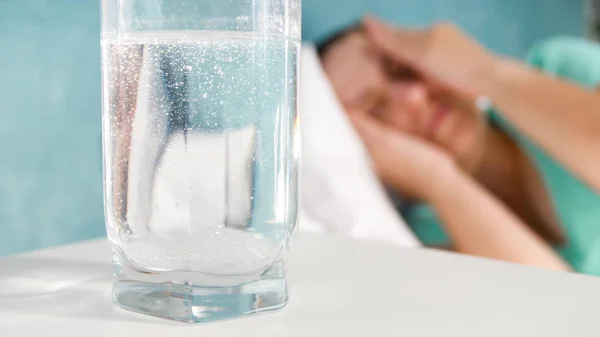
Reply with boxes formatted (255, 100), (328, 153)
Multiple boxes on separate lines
(378, 81), (489, 169)
(320, 31), (489, 169)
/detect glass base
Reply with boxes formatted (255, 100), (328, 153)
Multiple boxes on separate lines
(112, 257), (288, 323)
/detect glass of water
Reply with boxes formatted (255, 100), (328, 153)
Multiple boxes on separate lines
(101, 0), (300, 323)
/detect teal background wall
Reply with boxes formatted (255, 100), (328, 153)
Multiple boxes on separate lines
(303, 0), (586, 57)
(0, 2), (104, 256)
(0, 0), (587, 256)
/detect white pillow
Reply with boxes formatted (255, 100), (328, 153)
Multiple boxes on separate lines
(298, 44), (420, 247)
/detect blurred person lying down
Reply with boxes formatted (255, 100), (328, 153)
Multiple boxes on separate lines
(320, 17), (600, 274)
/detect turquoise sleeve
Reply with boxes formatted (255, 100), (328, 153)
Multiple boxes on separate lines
(527, 36), (600, 88)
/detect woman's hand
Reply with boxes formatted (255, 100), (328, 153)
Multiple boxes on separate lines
(362, 16), (498, 99)
(321, 30), (388, 115)
(380, 80), (490, 174)
(349, 111), (457, 202)
(359, 17), (494, 173)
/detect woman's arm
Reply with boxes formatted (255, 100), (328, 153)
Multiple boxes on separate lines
(481, 58), (600, 192)
(430, 165), (570, 271)
(350, 111), (570, 271)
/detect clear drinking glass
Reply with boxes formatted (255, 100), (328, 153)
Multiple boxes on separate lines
(101, 0), (300, 323)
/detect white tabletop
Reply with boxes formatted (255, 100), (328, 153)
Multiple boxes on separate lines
(1, 233), (599, 336)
